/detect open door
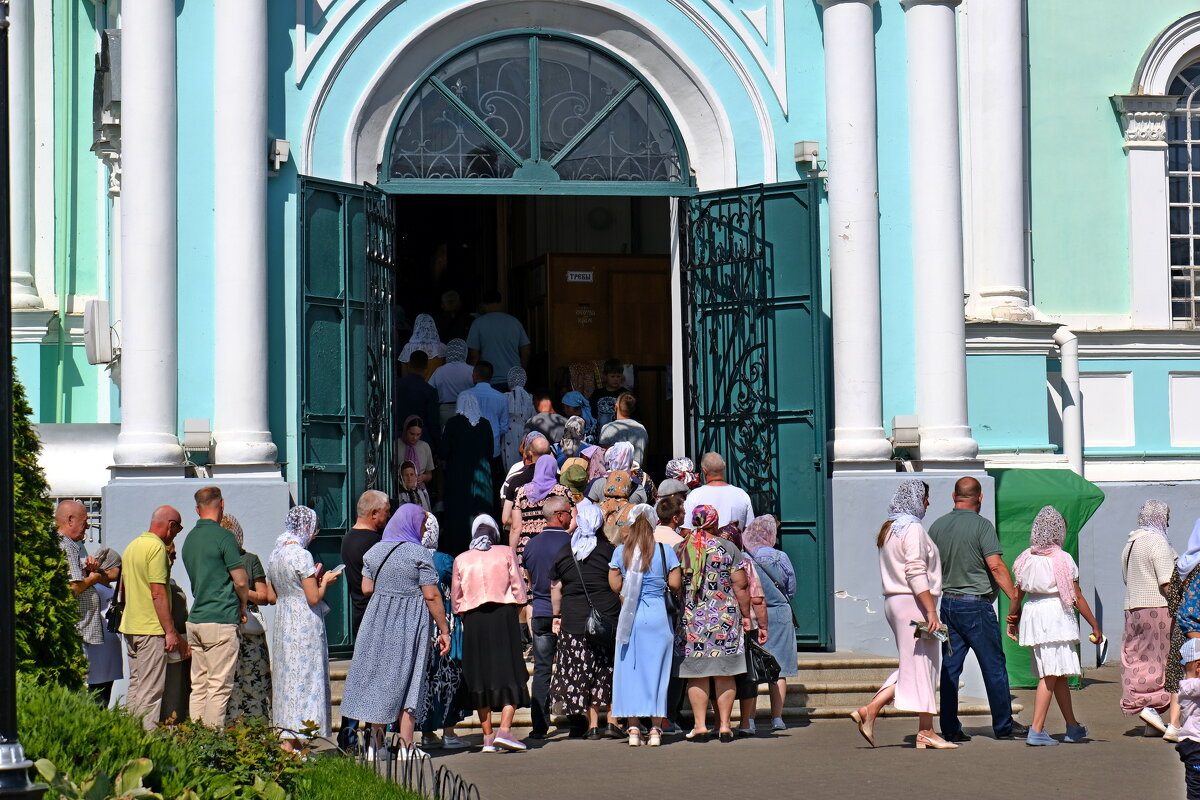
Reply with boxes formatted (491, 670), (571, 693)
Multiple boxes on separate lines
(298, 177), (395, 655)
(682, 181), (829, 648)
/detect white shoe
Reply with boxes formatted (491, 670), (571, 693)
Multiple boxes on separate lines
(1140, 707), (1168, 734)
(397, 745), (428, 761)
(493, 732), (527, 751)
(1165, 724), (1183, 743)
(772, 717), (787, 731)
(481, 734), (498, 753)
(441, 734), (470, 750)
(367, 746), (394, 762)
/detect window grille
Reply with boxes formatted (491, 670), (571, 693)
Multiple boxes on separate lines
(1168, 63), (1200, 326)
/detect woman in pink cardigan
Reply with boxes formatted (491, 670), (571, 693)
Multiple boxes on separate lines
(452, 514), (530, 753)
(851, 480), (956, 750)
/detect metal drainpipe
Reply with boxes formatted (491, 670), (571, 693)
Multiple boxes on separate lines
(1053, 326), (1083, 476)
(52, 0), (77, 423)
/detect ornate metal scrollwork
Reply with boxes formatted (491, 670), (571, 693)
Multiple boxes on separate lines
(681, 190), (779, 516)
(363, 185), (395, 498)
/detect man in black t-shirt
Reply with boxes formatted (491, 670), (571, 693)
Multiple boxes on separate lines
(520, 497), (573, 739)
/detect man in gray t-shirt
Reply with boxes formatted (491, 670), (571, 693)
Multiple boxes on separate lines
(466, 290), (530, 389)
(927, 477), (1025, 742)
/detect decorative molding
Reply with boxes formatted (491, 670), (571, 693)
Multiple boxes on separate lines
(697, 0), (787, 116)
(91, 30), (122, 196)
(965, 320), (1058, 356)
(1076, 329), (1200, 359)
(12, 309), (56, 344)
(1112, 94), (1176, 151)
(1132, 11), (1200, 95)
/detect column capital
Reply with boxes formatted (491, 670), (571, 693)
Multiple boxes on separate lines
(1112, 94), (1177, 151)
(900, 0), (961, 9)
(817, 0), (877, 7)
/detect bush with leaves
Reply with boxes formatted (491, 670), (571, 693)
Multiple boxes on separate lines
(12, 364), (86, 687)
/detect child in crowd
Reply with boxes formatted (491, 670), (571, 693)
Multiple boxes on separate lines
(589, 358), (633, 429)
(1177, 639), (1200, 799)
(1006, 505), (1101, 746)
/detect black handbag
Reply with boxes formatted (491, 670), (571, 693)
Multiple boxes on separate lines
(572, 554), (616, 650)
(105, 577), (125, 634)
(658, 543), (680, 619)
(744, 633), (781, 685)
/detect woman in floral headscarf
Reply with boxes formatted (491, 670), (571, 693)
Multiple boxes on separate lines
(676, 504), (759, 742)
(742, 515), (798, 731)
(224, 514), (273, 721)
(850, 480), (954, 750)
(1120, 499), (1177, 734)
(1006, 506), (1100, 745)
(267, 506), (340, 750)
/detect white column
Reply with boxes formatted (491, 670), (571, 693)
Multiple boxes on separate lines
(9, 0), (40, 308)
(112, 0), (184, 466)
(903, 0), (978, 461)
(962, 0), (1030, 319)
(821, 0), (893, 463)
(211, 0), (278, 465)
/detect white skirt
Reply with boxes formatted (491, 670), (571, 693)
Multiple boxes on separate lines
(1031, 642), (1081, 678)
(1019, 593), (1080, 678)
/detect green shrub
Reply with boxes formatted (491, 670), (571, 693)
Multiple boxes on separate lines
(12, 365), (86, 687)
(293, 756), (422, 800)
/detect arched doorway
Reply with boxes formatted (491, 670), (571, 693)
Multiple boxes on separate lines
(298, 32), (829, 652)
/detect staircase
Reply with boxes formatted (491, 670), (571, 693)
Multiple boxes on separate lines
(329, 651), (1018, 729)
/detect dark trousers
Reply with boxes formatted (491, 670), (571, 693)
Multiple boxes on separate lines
(939, 596), (1016, 738)
(88, 682), (113, 707)
(1178, 739), (1200, 799)
(530, 616), (558, 735)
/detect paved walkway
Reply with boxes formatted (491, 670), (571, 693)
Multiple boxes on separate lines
(426, 665), (1184, 800)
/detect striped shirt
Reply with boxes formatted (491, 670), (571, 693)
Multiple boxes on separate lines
(60, 535), (105, 645)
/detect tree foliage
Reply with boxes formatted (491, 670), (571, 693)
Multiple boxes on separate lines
(12, 364), (86, 686)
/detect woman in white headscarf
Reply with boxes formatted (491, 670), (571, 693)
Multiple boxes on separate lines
(502, 367), (535, 468)
(267, 506), (340, 750)
(441, 393), (496, 554)
(451, 515), (530, 753)
(549, 502), (622, 739)
(1120, 499), (1177, 733)
(608, 504), (681, 746)
(400, 313), (447, 377)
(430, 338), (476, 428)
(851, 480), (954, 749)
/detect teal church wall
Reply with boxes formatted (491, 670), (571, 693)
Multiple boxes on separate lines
(966, 354), (1052, 451)
(1079, 358), (1200, 457)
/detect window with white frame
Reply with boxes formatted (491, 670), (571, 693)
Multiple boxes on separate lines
(1169, 62), (1200, 326)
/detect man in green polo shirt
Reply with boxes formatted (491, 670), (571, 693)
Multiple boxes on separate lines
(180, 486), (249, 726)
(120, 505), (185, 731)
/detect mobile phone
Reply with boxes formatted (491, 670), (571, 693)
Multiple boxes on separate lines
(327, 564), (346, 575)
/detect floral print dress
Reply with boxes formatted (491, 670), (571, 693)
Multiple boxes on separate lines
(268, 544), (331, 737)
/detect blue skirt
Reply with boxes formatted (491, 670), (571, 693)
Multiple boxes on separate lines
(612, 599), (674, 718)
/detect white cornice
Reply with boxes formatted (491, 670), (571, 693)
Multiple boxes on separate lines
(1075, 329), (1200, 359)
(965, 320), (1058, 356)
(1112, 94), (1177, 151)
(12, 309), (56, 344)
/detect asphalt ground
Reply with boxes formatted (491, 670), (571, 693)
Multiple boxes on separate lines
(425, 664), (1185, 800)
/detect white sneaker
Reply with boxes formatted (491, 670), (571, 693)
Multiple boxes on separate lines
(1164, 724), (1183, 743)
(481, 733), (498, 753)
(441, 734), (470, 750)
(367, 745), (394, 762)
(772, 717), (787, 731)
(397, 745), (428, 761)
(1140, 707), (1168, 734)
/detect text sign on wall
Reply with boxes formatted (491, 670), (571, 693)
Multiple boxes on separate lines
(566, 271), (594, 283)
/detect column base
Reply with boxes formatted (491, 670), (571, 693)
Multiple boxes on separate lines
(113, 432), (186, 468)
(831, 427), (894, 462)
(10, 281), (41, 310)
(917, 424), (979, 461)
(212, 432), (279, 465)
(966, 286), (1033, 320)
(209, 461), (284, 478)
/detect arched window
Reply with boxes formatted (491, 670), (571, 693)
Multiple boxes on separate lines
(383, 33), (689, 191)
(1170, 63), (1200, 325)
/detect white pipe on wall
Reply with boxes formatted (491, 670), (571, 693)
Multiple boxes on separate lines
(1053, 326), (1083, 477)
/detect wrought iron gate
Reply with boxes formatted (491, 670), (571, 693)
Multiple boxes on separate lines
(298, 177), (396, 654)
(682, 181), (829, 647)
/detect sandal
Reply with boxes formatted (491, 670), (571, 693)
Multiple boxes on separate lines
(647, 728), (662, 747)
(627, 727), (641, 747)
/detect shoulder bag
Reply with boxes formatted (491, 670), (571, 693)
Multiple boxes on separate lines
(105, 577), (124, 634)
(744, 631), (782, 685)
(657, 543), (680, 620)
(572, 555), (616, 650)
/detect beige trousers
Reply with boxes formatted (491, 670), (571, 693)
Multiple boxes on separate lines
(124, 633), (167, 732)
(186, 622), (240, 726)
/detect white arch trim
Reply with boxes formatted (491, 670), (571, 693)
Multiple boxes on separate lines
(1133, 11), (1200, 94)
(300, 0), (777, 190)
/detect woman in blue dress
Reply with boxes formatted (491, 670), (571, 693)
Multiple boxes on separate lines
(743, 515), (799, 732)
(608, 504), (682, 747)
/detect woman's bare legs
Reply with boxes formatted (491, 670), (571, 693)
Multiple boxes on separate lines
(497, 704), (518, 740)
(713, 676), (736, 734)
(477, 707), (493, 737)
(738, 696), (756, 731)
(1052, 676), (1078, 728)
(397, 711), (416, 747)
(687, 678), (711, 733)
(855, 682), (896, 726)
(1031, 677), (1054, 732)
(770, 678), (787, 719)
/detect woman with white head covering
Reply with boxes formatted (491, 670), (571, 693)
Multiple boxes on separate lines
(742, 515), (799, 731)
(430, 338), (476, 427)
(1006, 506), (1100, 745)
(340, 505), (450, 759)
(607, 503), (682, 746)
(267, 506), (340, 750)
(441, 392), (496, 554)
(501, 367), (535, 468)
(851, 480), (955, 749)
(548, 502), (622, 739)
(1120, 498), (1177, 734)
(451, 514), (531, 752)
(1166, 520), (1200, 739)
(224, 514), (274, 722)
(400, 313), (447, 363)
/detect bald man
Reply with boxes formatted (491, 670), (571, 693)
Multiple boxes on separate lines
(120, 505), (185, 730)
(57, 500), (106, 649)
(927, 477), (1026, 742)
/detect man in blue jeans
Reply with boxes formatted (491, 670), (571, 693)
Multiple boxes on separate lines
(928, 477), (1028, 742)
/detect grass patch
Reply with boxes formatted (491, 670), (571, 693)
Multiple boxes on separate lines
(294, 756), (423, 800)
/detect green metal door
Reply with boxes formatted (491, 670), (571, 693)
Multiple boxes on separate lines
(682, 181), (829, 648)
(298, 177), (395, 655)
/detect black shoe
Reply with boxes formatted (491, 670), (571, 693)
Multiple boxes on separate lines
(568, 728), (587, 739)
(584, 727), (604, 740)
(604, 723), (625, 740)
(944, 730), (972, 743)
(998, 722), (1029, 740)
(528, 730), (548, 740)
(718, 731), (734, 743)
(734, 728), (754, 739)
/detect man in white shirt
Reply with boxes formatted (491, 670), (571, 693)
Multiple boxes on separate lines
(682, 452), (754, 532)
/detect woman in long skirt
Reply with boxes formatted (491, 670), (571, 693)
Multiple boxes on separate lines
(608, 505), (681, 746)
(1167, 523), (1200, 739)
(223, 514), (274, 721)
(340, 504), (450, 758)
(1121, 499), (1176, 734)
(851, 480), (955, 750)
(743, 515), (799, 730)
(452, 515), (530, 753)
(418, 513), (470, 750)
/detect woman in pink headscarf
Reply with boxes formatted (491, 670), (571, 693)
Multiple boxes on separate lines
(1007, 505), (1100, 745)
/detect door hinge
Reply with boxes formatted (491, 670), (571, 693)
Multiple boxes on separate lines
(812, 455), (823, 472)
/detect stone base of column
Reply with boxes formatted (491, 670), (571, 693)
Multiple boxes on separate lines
(209, 462), (284, 478)
(917, 424), (979, 461)
(832, 426), (894, 462)
(212, 432), (279, 465)
(966, 286), (1033, 321)
(10, 278), (41, 309)
(113, 432), (186, 468)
